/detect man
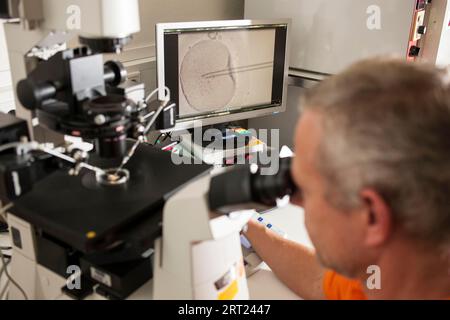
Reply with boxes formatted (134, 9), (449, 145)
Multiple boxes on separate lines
(245, 59), (450, 300)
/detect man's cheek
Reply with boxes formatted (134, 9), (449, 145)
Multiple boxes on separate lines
(306, 201), (334, 241)
(304, 206), (317, 238)
(304, 209), (323, 253)
(290, 193), (304, 207)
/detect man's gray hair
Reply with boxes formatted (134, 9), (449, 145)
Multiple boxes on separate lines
(301, 58), (450, 249)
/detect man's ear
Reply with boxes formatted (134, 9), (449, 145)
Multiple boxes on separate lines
(359, 189), (393, 247)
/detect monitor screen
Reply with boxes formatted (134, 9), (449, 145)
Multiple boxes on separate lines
(157, 20), (289, 130)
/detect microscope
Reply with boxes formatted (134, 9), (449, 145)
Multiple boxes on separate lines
(0, 0), (296, 300)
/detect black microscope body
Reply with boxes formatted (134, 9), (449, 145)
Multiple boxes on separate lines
(0, 46), (296, 300)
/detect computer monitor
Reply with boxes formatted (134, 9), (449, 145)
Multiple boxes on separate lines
(156, 19), (290, 131)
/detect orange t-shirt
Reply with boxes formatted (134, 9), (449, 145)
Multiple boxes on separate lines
(323, 270), (450, 300)
(323, 271), (367, 300)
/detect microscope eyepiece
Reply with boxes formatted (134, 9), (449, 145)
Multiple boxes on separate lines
(251, 157), (296, 206)
(209, 157), (297, 213)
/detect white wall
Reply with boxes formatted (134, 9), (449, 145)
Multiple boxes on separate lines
(104, 0), (245, 96)
(245, 0), (416, 75)
(3, 0), (243, 115)
(0, 20), (14, 113)
(434, 0), (450, 66)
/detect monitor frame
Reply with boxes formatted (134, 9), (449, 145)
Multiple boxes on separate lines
(156, 19), (291, 131)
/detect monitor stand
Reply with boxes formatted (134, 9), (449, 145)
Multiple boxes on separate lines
(177, 124), (266, 165)
(193, 124), (253, 150)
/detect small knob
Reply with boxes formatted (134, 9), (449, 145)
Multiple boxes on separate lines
(94, 114), (107, 126)
(409, 46), (421, 57)
(417, 25), (427, 35)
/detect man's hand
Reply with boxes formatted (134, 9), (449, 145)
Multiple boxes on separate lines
(244, 219), (326, 300)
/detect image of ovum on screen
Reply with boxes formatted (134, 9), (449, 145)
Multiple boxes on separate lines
(179, 29), (276, 117)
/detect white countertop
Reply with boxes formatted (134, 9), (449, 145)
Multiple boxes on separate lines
(128, 204), (312, 301)
(246, 204), (312, 300)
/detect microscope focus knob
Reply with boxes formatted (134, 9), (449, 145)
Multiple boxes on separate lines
(17, 79), (57, 111)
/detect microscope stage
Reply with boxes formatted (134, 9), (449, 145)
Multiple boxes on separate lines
(10, 144), (211, 253)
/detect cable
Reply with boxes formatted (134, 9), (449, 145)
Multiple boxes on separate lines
(142, 110), (156, 121)
(0, 248), (28, 300)
(163, 133), (171, 143)
(115, 86), (172, 174)
(143, 86), (171, 124)
(0, 142), (21, 154)
(0, 203), (13, 222)
(154, 132), (173, 146)
(0, 258), (10, 280)
(114, 106), (166, 173)
(154, 133), (165, 145)
(143, 87), (171, 134)
(145, 86), (170, 103)
(144, 104), (165, 134)
(0, 284), (9, 300)
(0, 258), (11, 300)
